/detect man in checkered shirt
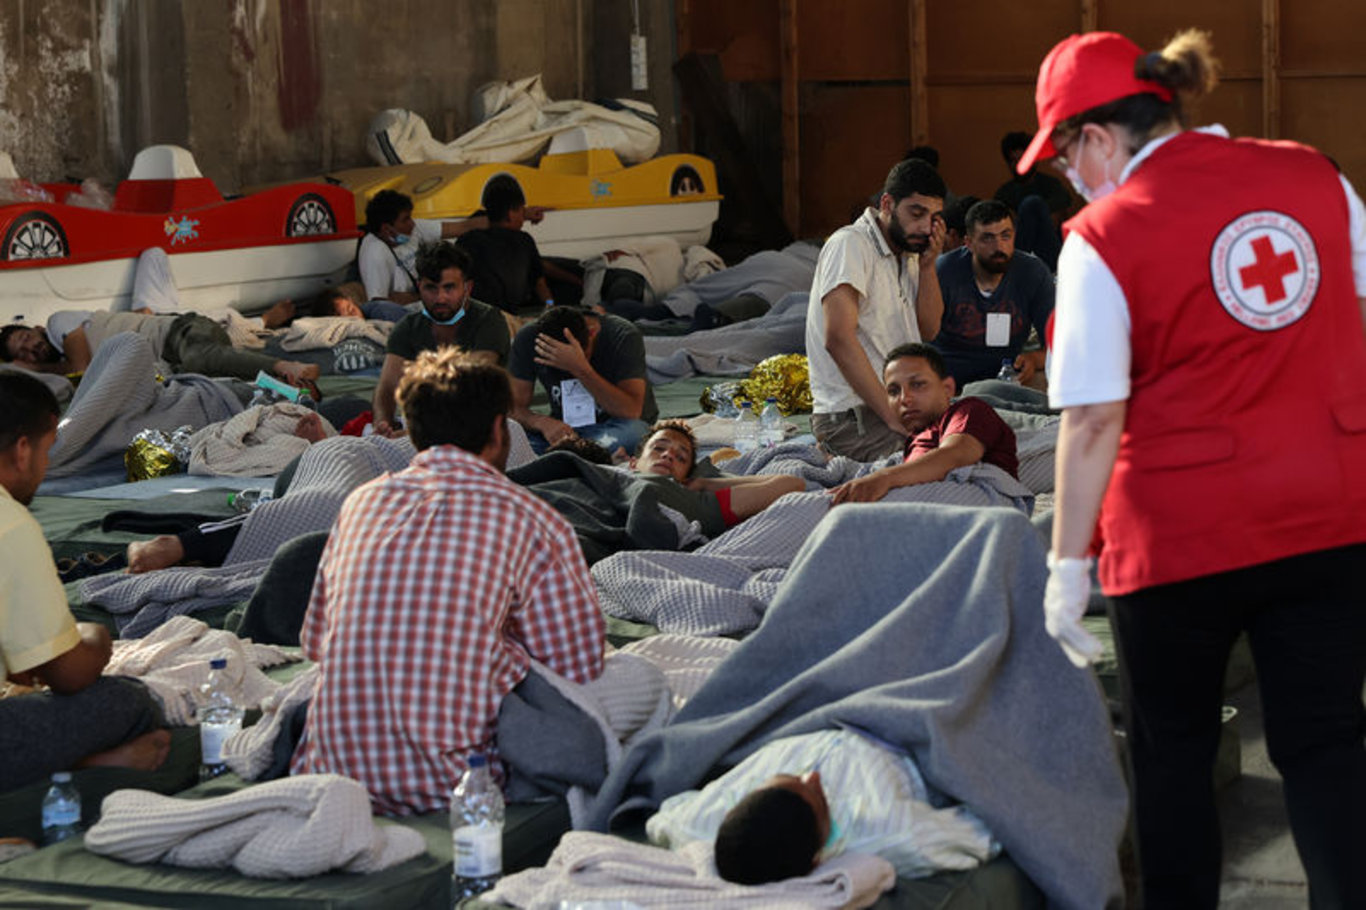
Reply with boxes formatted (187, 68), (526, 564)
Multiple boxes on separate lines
(290, 348), (605, 816)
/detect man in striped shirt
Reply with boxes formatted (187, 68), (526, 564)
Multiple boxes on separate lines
(290, 348), (604, 816)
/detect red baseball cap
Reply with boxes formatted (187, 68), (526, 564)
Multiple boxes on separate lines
(1016, 31), (1174, 175)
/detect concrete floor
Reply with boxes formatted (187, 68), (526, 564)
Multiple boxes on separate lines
(1217, 681), (1308, 908)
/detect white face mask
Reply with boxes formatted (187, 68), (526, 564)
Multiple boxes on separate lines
(1064, 132), (1118, 203)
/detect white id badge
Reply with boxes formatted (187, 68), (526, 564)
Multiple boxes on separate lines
(985, 312), (1011, 347)
(560, 379), (596, 428)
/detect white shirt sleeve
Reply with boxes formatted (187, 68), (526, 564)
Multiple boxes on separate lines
(1047, 234), (1132, 409)
(813, 227), (876, 303)
(1340, 174), (1366, 297)
(413, 219), (443, 244)
(44, 310), (94, 355)
(357, 234), (393, 301)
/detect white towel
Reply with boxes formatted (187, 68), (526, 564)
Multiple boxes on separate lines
(485, 831), (895, 909)
(223, 665), (320, 781)
(84, 774), (425, 878)
(278, 317), (392, 352)
(188, 403), (336, 477)
(105, 616), (299, 725)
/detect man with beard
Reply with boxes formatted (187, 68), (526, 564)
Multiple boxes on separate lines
(932, 200), (1054, 389)
(805, 159), (947, 460)
(829, 343), (1017, 504)
(371, 242), (510, 436)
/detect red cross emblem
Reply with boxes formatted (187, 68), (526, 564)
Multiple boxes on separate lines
(1238, 236), (1299, 304)
(1210, 211), (1319, 332)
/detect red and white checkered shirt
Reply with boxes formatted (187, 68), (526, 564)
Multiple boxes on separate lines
(290, 445), (604, 816)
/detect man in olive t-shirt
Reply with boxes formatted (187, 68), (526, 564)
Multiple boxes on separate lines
(371, 243), (510, 435)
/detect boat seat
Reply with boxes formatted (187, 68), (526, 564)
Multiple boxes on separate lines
(115, 145), (223, 213)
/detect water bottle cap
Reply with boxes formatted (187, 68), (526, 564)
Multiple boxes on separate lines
(741, 402), (752, 409)
(209, 657), (227, 670)
(1001, 358), (1012, 366)
(52, 771), (71, 783)
(467, 754), (487, 768)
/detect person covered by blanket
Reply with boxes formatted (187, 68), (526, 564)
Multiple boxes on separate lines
(1032, 30), (1366, 907)
(932, 199), (1054, 389)
(0, 310), (320, 392)
(806, 158), (948, 462)
(648, 728), (997, 884)
(371, 241), (511, 437)
(0, 373), (170, 791)
(291, 348), (604, 815)
(633, 420), (805, 526)
(509, 304), (658, 455)
(829, 343), (1017, 504)
(356, 188), (491, 305)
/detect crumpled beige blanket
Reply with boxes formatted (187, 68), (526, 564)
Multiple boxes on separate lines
(84, 774), (426, 878)
(105, 615), (299, 725)
(278, 317), (392, 352)
(485, 831), (895, 909)
(188, 403), (336, 477)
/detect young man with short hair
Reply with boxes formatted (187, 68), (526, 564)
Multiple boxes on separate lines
(456, 175), (556, 314)
(292, 349), (604, 816)
(829, 343), (1017, 505)
(632, 421), (805, 526)
(508, 305), (657, 455)
(0, 372), (170, 790)
(371, 242), (510, 436)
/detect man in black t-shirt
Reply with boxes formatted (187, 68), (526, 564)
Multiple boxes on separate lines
(508, 306), (657, 455)
(371, 243), (509, 436)
(456, 175), (553, 315)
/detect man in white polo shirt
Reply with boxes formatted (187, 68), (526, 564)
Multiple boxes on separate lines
(805, 159), (947, 460)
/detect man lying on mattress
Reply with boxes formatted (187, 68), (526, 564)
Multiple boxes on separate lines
(0, 310), (320, 394)
(0, 373), (171, 792)
(506, 420), (806, 563)
(828, 342), (1018, 505)
(290, 349), (605, 816)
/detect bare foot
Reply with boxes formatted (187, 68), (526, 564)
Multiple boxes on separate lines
(261, 298), (295, 329)
(127, 536), (186, 574)
(294, 411), (327, 443)
(75, 729), (172, 772)
(273, 360), (320, 385)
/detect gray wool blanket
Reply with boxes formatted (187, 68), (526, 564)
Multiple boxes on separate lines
(644, 290), (810, 383)
(79, 427), (544, 637)
(47, 331), (243, 479)
(80, 434), (416, 636)
(586, 503), (1128, 910)
(592, 460), (1033, 636)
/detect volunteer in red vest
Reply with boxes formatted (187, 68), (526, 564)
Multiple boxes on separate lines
(1022, 29), (1366, 908)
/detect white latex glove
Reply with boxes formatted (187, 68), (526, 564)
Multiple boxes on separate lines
(1044, 553), (1104, 668)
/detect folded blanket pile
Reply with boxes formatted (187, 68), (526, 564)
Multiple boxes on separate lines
(104, 616), (299, 723)
(189, 403), (336, 477)
(84, 773), (426, 878)
(485, 830), (895, 909)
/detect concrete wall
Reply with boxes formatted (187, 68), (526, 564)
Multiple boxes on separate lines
(0, 0), (678, 192)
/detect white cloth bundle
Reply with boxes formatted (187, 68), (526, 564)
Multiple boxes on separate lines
(278, 317), (392, 352)
(84, 774), (426, 878)
(105, 616), (299, 725)
(223, 664), (320, 781)
(485, 831), (895, 909)
(188, 403), (336, 477)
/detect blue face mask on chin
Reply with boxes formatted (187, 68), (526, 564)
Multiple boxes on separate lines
(422, 304), (466, 327)
(390, 232), (410, 246)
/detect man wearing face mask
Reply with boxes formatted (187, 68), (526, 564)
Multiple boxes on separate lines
(1030, 30), (1366, 907)
(371, 243), (509, 436)
(805, 158), (947, 461)
(356, 190), (488, 305)
(932, 200), (1054, 389)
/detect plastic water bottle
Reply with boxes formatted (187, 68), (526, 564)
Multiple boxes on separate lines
(759, 397), (783, 448)
(198, 657), (244, 781)
(734, 402), (760, 452)
(452, 754), (504, 900)
(995, 357), (1019, 384)
(229, 489), (273, 513)
(40, 772), (81, 845)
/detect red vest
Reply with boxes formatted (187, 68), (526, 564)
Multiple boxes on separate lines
(1066, 131), (1366, 595)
